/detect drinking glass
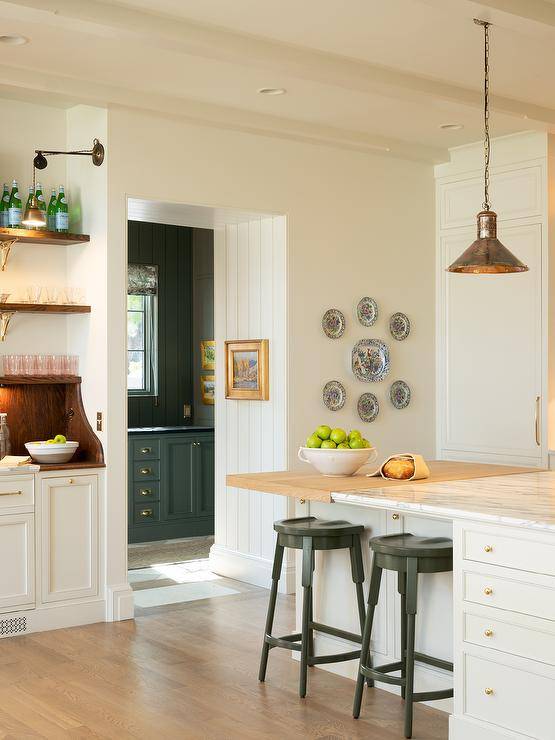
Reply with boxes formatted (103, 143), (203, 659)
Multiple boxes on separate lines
(22, 354), (37, 375)
(65, 287), (84, 305)
(35, 355), (48, 376)
(44, 287), (60, 304)
(26, 285), (42, 303)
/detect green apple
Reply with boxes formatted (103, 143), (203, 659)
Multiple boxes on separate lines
(316, 425), (331, 441)
(349, 437), (364, 449)
(362, 439), (371, 448)
(54, 434), (67, 444)
(337, 442), (350, 449)
(321, 439), (337, 449)
(45, 439), (56, 444)
(306, 434), (322, 448)
(349, 429), (362, 441)
(330, 428), (347, 445)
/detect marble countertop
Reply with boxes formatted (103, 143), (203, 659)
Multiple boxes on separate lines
(333, 470), (555, 532)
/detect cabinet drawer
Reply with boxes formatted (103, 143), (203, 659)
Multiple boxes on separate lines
(132, 438), (160, 461)
(464, 571), (555, 620)
(133, 482), (160, 503)
(134, 502), (160, 525)
(132, 461), (160, 481)
(0, 476), (33, 510)
(464, 612), (555, 666)
(464, 528), (555, 577)
(464, 653), (553, 738)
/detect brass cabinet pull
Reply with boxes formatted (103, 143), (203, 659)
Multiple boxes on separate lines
(535, 396), (540, 446)
(139, 509), (153, 517)
(0, 490), (22, 496)
(484, 544), (493, 553)
(68, 478), (74, 484)
(139, 489), (152, 497)
(484, 688), (494, 696)
(141, 447), (152, 454)
(484, 629), (493, 638)
(392, 513), (400, 520)
(299, 498), (306, 504)
(484, 587), (493, 596)
(139, 467), (151, 475)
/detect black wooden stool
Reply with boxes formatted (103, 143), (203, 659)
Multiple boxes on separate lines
(259, 516), (367, 698)
(353, 533), (454, 738)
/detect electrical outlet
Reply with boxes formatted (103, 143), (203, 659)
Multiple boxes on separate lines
(183, 404), (192, 419)
(96, 412), (103, 432)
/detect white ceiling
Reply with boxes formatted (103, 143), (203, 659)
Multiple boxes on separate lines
(0, 0), (554, 162)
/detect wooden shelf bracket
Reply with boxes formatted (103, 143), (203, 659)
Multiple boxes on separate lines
(0, 238), (17, 271)
(0, 311), (14, 341)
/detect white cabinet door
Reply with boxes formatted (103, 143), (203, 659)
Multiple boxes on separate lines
(0, 513), (34, 611)
(438, 222), (543, 465)
(40, 475), (98, 603)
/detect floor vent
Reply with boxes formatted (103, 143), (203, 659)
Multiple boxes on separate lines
(0, 615), (27, 637)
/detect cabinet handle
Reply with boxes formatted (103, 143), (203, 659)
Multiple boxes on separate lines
(68, 479), (74, 484)
(535, 396), (540, 447)
(484, 629), (493, 638)
(484, 587), (493, 596)
(299, 498), (306, 504)
(141, 447), (152, 454)
(139, 509), (153, 518)
(392, 513), (400, 520)
(484, 688), (494, 696)
(139, 489), (152, 496)
(484, 544), (493, 553)
(0, 490), (22, 496)
(139, 467), (151, 475)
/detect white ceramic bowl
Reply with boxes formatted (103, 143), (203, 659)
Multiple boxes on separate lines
(25, 441), (78, 464)
(298, 445), (378, 477)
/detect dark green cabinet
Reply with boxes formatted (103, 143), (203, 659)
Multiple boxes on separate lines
(128, 430), (214, 543)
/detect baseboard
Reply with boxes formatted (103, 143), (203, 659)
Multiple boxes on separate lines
(106, 583), (135, 621)
(449, 715), (521, 739)
(209, 543), (295, 593)
(0, 599), (107, 638)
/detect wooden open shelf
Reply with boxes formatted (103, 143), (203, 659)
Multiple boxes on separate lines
(0, 375), (81, 385)
(0, 228), (90, 245)
(0, 303), (90, 314)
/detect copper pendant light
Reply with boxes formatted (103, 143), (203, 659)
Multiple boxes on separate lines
(447, 20), (528, 275)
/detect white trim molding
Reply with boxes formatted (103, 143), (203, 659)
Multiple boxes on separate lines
(106, 583), (134, 621)
(209, 543), (295, 594)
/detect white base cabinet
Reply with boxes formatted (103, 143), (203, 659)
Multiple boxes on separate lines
(0, 513), (34, 613)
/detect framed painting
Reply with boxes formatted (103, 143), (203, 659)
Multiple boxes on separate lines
(200, 374), (215, 405)
(225, 339), (269, 400)
(200, 340), (215, 371)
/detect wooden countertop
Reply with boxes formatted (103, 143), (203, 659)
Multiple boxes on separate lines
(226, 460), (539, 503)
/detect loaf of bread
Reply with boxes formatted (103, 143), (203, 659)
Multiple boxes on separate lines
(382, 457), (415, 480)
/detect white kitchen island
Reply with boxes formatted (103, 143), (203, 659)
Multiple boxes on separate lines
(228, 464), (555, 740)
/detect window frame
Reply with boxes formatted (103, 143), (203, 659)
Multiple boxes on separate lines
(127, 293), (158, 397)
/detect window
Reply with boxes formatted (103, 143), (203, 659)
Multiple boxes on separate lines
(127, 264), (158, 396)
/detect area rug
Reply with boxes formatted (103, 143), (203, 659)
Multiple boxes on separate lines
(128, 535), (214, 569)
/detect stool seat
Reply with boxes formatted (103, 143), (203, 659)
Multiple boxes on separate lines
(370, 533), (453, 559)
(274, 516), (364, 538)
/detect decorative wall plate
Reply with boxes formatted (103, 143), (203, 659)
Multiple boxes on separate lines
(357, 392), (379, 423)
(389, 312), (411, 341)
(352, 339), (390, 382)
(390, 380), (411, 409)
(323, 380), (346, 411)
(357, 297), (378, 327)
(322, 308), (346, 339)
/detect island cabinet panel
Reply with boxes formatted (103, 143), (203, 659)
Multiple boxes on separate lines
(128, 430), (214, 543)
(0, 513), (34, 612)
(39, 474), (99, 603)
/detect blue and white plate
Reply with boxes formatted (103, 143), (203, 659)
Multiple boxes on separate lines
(323, 380), (346, 411)
(357, 297), (378, 327)
(322, 308), (346, 339)
(389, 312), (411, 341)
(352, 339), (390, 382)
(390, 380), (411, 409)
(357, 393), (379, 423)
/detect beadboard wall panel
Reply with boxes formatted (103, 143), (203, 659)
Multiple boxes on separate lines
(210, 215), (291, 590)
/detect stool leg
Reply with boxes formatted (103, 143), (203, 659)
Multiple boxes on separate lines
(308, 550), (315, 664)
(398, 571), (407, 700)
(404, 557), (418, 739)
(350, 535), (371, 686)
(300, 536), (314, 698)
(353, 558), (382, 719)
(258, 538), (284, 682)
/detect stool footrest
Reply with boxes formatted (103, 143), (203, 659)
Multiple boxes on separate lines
(308, 649), (361, 666)
(360, 662), (406, 687)
(310, 621), (362, 644)
(266, 633), (302, 651)
(412, 688), (454, 703)
(413, 651), (454, 673)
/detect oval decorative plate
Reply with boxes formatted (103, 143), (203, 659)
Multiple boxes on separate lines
(357, 392), (379, 423)
(389, 312), (411, 341)
(323, 380), (346, 411)
(322, 308), (346, 339)
(352, 339), (390, 382)
(357, 297), (378, 327)
(390, 380), (411, 409)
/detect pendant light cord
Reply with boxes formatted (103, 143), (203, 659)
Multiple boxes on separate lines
(479, 20), (491, 211)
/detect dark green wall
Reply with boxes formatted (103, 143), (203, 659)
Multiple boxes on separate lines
(128, 220), (194, 428)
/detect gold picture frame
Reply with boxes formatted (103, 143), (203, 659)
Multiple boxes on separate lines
(200, 340), (215, 371)
(225, 339), (269, 401)
(200, 374), (215, 405)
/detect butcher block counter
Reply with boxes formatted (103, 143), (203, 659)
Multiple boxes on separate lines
(228, 461), (555, 740)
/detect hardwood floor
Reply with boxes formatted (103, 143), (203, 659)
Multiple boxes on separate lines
(0, 586), (448, 739)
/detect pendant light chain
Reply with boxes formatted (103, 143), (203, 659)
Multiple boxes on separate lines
(482, 20), (490, 211)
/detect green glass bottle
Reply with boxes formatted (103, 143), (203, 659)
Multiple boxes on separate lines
(7, 179), (21, 228)
(24, 186), (35, 229)
(55, 185), (68, 233)
(0, 184), (9, 228)
(47, 189), (57, 231)
(35, 182), (46, 229)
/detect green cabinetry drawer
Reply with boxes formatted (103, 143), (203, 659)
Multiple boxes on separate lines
(132, 461), (160, 481)
(133, 482), (161, 503)
(134, 502), (160, 524)
(132, 438), (161, 461)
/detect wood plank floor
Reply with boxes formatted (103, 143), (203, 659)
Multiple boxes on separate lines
(0, 586), (448, 739)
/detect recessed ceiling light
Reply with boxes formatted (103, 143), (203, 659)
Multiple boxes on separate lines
(257, 87), (286, 96)
(439, 123), (464, 131)
(0, 34), (29, 46)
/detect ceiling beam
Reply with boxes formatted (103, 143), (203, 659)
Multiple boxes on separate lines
(3, 0), (555, 126)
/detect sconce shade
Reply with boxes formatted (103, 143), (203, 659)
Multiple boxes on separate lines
(22, 195), (46, 228)
(447, 211), (529, 274)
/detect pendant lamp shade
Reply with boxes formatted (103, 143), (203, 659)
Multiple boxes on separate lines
(22, 193), (46, 228)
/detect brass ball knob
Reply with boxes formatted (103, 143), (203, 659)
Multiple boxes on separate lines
(484, 544), (493, 553)
(484, 587), (493, 596)
(484, 629), (493, 638)
(484, 688), (494, 696)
